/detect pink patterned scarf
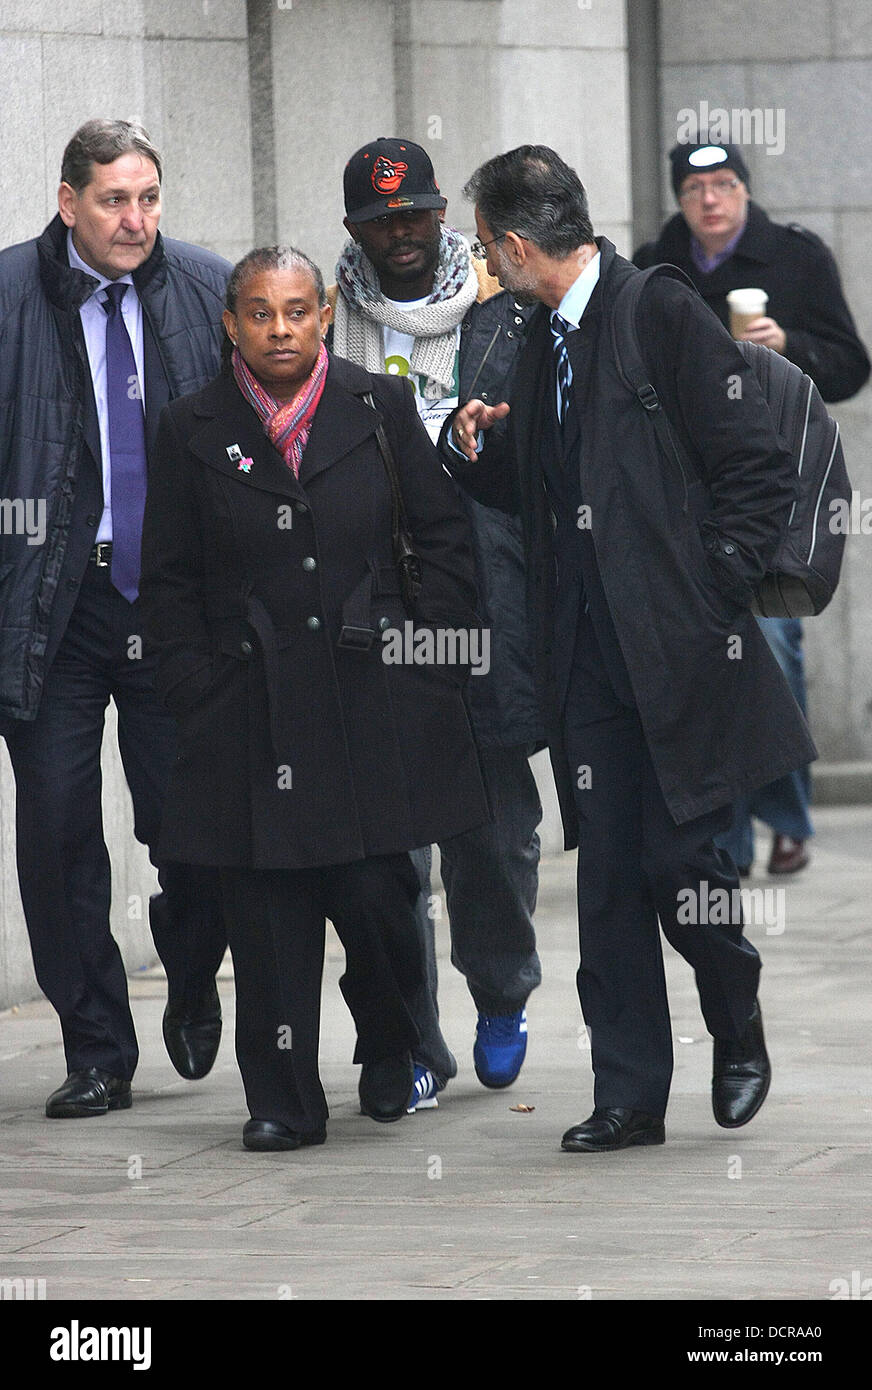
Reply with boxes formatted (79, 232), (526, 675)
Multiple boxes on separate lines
(232, 341), (329, 476)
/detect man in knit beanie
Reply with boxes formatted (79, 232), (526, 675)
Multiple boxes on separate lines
(636, 136), (869, 879)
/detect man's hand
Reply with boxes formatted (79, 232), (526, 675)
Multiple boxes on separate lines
(451, 398), (510, 462)
(738, 316), (787, 354)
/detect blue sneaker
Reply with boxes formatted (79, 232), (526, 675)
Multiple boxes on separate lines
(407, 1065), (443, 1113)
(474, 1009), (528, 1088)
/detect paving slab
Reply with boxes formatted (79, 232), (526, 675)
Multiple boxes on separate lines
(0, 807), (870, 1335)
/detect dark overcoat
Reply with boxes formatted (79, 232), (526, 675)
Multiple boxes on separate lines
(139, 355), (489, 869)
(446, 238), (817, 844)
(634, 202), (870, 404)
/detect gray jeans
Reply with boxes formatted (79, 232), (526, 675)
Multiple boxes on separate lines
(409, 744), (543, 1083)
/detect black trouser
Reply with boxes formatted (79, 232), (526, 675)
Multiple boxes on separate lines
(563, 609), (761, 1118)
(220, 853), (423, 1134)
(3, 562), (226, 1079)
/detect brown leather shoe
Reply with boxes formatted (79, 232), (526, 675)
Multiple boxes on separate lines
(767, 835), (810, 875)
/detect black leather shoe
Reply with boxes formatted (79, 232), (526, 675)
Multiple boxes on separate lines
(242, 1120), (327, 1152)
(561, 1107), (665, 1152)
(46, 1069), (132, 1119)
(712, 1000), (771, 1128)
(359, 1053), (414, 1123)
(163, 980), (222, 1080)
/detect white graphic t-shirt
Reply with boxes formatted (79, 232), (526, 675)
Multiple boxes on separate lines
(382, 295), (461, 444)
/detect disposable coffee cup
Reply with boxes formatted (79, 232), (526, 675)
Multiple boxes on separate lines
(727, 287), (768, 338)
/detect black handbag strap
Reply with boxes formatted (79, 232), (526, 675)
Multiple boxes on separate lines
(364, 391), (411, 554)
(363, 391), (422, 608)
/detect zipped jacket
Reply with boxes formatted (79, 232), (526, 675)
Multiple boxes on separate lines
(0, 214), (229, 721)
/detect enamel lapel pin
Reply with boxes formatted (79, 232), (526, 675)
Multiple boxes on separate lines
(226, 444), (253, 474)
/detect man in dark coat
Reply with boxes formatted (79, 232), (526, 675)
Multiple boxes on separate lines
(446, 145), (816, 1153)
(636, 138), (870, 878)
(328, 138), (543, 1104)
(0, 120), (229, 1118)
(634, 140), (870, 404)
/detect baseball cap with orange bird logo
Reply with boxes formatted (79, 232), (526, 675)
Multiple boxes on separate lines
(343, 137), (447, 223)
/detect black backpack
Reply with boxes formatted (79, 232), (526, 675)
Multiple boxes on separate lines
(610, 264), (851, 617)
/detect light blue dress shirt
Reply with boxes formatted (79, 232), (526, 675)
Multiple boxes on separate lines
(550, 250), (601, 412)
(67, 230), (146, 543)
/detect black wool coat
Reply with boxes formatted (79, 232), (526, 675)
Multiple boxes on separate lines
(139, 355), (489, 869)
(447, 238), (816, 844)
(634, 202), (870, 404)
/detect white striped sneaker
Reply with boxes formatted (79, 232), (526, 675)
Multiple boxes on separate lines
(407, 1065), (443, 1112)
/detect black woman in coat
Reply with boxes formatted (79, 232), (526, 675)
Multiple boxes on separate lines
(139, 248), (488, 1149)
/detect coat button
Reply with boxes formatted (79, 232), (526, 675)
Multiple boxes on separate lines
(480, 391), (489, 401)
(306, 616), (321, 631)
(506, 330), (515, 338)
(240, 640), (253, 656)
(377, 616), (391, 632)
(294, 501), (309, 514)
(86, 514), (98, 526)
(723, 544), (735, 555)
(302, 556), (316, 571)
(514, 316), (523, 325)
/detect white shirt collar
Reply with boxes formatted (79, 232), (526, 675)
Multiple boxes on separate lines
(554, 250), (601, 329)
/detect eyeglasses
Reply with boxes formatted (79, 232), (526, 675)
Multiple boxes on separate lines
(678, 177), (743, 202)
(470, 234), (506, 260)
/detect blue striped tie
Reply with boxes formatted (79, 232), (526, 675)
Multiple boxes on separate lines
(550, 311), (572, 425)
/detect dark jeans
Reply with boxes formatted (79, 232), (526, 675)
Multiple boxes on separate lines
(220, 854), (423, 1133)
(409, 744), (542, 1083)
(3, 562), (226, 1079)
(718, 617), (813, 868)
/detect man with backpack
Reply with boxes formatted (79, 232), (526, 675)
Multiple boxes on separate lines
(445, 144), (816, 1153)
(635, 138), (869, 877)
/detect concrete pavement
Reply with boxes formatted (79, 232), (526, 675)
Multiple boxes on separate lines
(0, 806), (870, 1304)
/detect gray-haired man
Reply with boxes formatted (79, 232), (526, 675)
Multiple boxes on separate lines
(0, 119), (230, 1116)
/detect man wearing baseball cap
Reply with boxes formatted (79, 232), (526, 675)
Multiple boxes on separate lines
(635, 138), (869, 878)
(329, 138), (544, 1109)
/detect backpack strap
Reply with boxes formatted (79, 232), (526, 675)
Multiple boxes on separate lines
(610, 263), (699, 511)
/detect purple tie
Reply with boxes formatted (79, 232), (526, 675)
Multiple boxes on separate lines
(102, 282), (147, 602)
